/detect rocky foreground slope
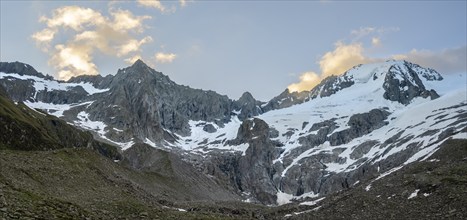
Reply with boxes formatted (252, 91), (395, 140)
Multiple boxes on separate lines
(1, 60), (466, 208)
(0, 89), (245, 219)
(1, 120), (465, 219)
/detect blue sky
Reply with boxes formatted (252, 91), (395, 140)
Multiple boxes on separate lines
(1, 1), (466, 101)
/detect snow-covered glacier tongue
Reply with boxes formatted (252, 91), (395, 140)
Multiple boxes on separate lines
(164, 60), (465, 205)
(247, 60), (466, 205)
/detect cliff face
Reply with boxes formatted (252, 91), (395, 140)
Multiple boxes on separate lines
(0, 60), (263, 145)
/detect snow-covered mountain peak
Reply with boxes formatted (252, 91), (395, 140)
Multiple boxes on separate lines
(342, 60), (442, 85)
(262, 60), (444, 113)
(306, 60), (443, 106)
(255, 68), (465, 204)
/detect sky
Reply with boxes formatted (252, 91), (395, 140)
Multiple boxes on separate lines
(1, 0), (466, 101)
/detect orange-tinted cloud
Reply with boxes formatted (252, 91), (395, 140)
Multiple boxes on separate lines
(287, 72), (321, 93)
(288, 41), (377, 92)
(155, 52), (177, 63)
(32, 6), (152, 80)
(288, 38), (466, 93)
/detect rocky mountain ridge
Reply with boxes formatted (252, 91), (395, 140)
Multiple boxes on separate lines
(0, 60), (265, 145)
(1, 59), (465, 205)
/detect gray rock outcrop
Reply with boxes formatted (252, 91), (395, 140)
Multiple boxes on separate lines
(232, 92), (264, 120)
(209, 118), (281, 204)
(261, 89), (311, 112)
(329, 109), (390, 145)
(383, 61), (441, 104)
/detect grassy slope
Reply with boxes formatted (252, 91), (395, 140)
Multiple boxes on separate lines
(0, 149), (216, 219)
(0, 87), (120, 159)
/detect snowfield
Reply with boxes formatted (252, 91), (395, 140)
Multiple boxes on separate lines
(0, 72), (109, 97)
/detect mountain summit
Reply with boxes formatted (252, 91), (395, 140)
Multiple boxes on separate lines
(263, 60), (443, 111)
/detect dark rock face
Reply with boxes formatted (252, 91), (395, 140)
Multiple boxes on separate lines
(0, 61), (47, 78)
(85, 60), (235, 142)
(284, 139), (467, 220)
(237, 119), (280, 204)
(202, 124), (217, 133)
(276, 109), (390, 198)
(121, 143), (241, 201)
(350, 140), (379, 159)
(211, 118), (281, 204)
(232, 92), (264, 120)
(383, 61), (441, 104)
(0, 62), (91, 104)
(308, 119), (338, 132)
(329, 109), (390, 146)
(308, 74), (354, 99)
(227, 118), (270, 145)
(67, 74), (111, 89)
(36, 87), (89, 104)
(299, 127), (331, 147)
(262, 89), (311, 112)
(0, 79), (36, 102)
(0, 60), (263, 145)
(261, 70), (354, 113)
(118, 61), (259, 140)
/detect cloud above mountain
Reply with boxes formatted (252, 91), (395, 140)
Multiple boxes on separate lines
(137, 0), (169, 13)
(155, 52), (177, 63)
(288, 35), (466, 93)
(31, 2), (188, 80)
(288, 41), (379, 92)
(287, 27), (396, 92)
(393, 46), (466, 75)
(136, 0), (190, 13)
(319, 41), (377, 77)
(31, 6), (153, 80)
(287, 71), (321, 93)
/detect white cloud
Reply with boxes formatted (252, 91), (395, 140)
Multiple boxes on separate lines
(31, 28), (56, 51)
(32, 6), (153, 80)
(371, 37), (381, 46)
(110, 9), (151, 32)
(137, 0), (167, 12)
(31, 28), (56, 43)
(155, 52), (177, 63)
(40, 6), (105, 31)
(319, 41), (376, 77)
(50, 44), (98, 79)
(180, 0), (188, 7)
(393, 46), (467, 74)
(350, 26), (399, 40)
(117, 36), (153, 57)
